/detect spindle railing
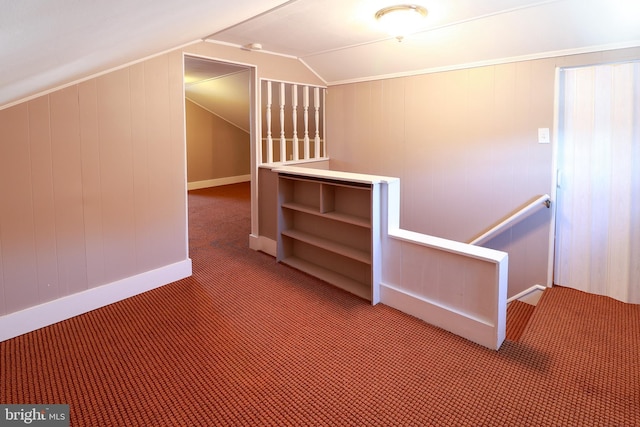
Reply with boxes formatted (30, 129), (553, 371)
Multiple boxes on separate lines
(261, 80), (326, 164)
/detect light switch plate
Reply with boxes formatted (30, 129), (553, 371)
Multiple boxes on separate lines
(538, 128), (550, 143)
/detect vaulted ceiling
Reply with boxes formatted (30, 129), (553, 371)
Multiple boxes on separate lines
(2, 0), (639, 110)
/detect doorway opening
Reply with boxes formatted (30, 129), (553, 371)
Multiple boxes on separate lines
(183, 55), (258, 253)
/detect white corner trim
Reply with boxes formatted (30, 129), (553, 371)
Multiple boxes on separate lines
(507, 284), (547, 304)
(185, 97), (251, 134)
(249, 234), (276, 257)
(298, 57), (328, 86)
(187, 175), (250, 190)
(0, 259), (192, 342)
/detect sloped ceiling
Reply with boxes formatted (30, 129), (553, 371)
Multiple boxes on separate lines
(0, 0), (288, 108)
(184, 57), (251, 133)
(2, 0), (640, 110)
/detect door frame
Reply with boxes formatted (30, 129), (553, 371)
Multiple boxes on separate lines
(546, 66), (562, 289)
(182, 53), (260, 243)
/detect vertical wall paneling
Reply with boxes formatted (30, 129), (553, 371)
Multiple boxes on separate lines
(96, 69), (137, 282)
(79, 79), (106, 288)
(142, 57), (171, 269)
(166, 50), (189, 261)
(130, 61), (151, 270)
(50, 86), (88, 295)
(28, 96), (59, 303)
(146, 53), (185, 267)
(0, 104), (38, 312)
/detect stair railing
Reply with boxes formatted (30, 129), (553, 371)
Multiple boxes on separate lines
(469, 194), (551, 246)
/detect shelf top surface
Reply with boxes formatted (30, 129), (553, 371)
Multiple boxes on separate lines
(275, 166), (399, 185)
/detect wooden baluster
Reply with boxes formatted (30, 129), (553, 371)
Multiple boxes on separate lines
(266, 81), (273, 163)
(303, 86), (310, 159)
(291, 84), (299, 161)
(314, 87), (321, 159)
(280, 82), (286, 162)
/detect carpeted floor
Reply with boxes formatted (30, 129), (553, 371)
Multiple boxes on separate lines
(505, 300), (536, 342)
(1, 182), (639, 426)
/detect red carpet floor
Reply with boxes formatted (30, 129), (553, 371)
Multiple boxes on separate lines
(2, 182), (639, 426)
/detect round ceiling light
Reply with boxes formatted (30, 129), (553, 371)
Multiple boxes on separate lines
(375, 4), (428, 41)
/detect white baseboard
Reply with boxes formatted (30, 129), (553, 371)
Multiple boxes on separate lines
(507, 284), (547, 305)
(249, 234), (276, 257)
(0, 259), (192, 342)
(187, 175), (250, 190)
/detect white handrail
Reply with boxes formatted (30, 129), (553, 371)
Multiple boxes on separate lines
(469, 194), (551, 246)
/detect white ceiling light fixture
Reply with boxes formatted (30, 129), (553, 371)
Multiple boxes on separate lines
(375, 4), (428, 42)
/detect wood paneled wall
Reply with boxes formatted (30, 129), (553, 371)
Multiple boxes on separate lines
(0, 40), (325, 321)
(0, 51), (187, 315)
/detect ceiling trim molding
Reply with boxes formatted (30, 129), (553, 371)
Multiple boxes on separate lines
(0, 39), (203, 112)
(203, 39), (328, 86)
(324, 40), (640, 86)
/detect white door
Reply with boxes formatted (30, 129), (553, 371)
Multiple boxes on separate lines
(554, 61), (640, 304)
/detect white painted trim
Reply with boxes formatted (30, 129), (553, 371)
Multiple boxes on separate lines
(298, 58), (329, 87)
(258, 77), (327, 89)
(180, 54), (190, 264)
(389, 228), (508, 264)
(507, 284), (547, 304)
(182, 53), (260, 256)
(250, 66), (260, 242)
(260, 158), (331, 169)
(380, 283), (503, 350)
(0, 39), (203, 111)
(547, 67), (562, 288)
(249, 234), (276, 256)
(274, 165), (398, 185)
(325, 40), (640, 87)
(187, 175), (250, 191)
(183, 51), (258, 70)
(0, 259), (192, 342)
(185, 97), (250, 134)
